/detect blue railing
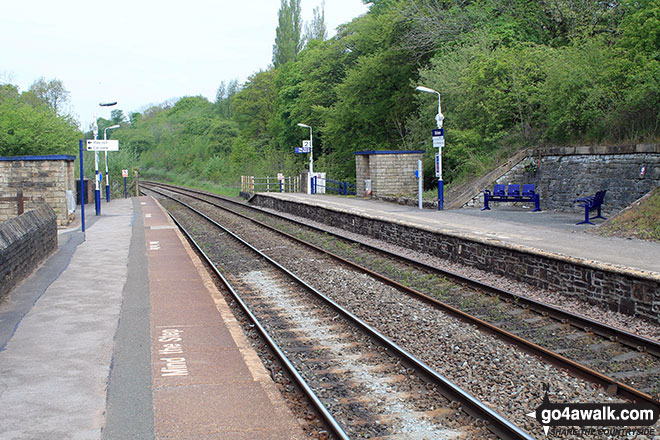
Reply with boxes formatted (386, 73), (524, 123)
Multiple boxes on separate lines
(313, 177), (355, 195)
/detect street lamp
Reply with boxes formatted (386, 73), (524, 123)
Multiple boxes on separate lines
(416, 85), (445, 210)
(297, 123), (313, 195)
(104, 124), (120, 202)
(93, 101), (117, 215)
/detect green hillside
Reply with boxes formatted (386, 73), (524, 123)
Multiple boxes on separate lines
(3, 0), (660, 194)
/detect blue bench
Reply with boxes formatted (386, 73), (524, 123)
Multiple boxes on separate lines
(482, 183), (541, 212)
(573, 190), (607, 225)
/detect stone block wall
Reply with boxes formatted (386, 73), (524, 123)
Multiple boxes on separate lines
(0, 155), (76, 226)
(355, 151), (424, 197)
(470, 144), (660, 212)
(0, 204), (57, 301)
(251, 194), (660, 325)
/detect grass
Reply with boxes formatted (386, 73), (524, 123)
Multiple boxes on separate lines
(140, 168), (240, 198)
(597, 186), (660, 242)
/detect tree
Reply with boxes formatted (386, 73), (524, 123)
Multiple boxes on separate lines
(215, 79), (240, 118)
(0, 87), (80, 156)
(304, 1), (327, 42)
(111, 109), (127, 125)
(273, 0), (303, 67)
(27, 78), (70, 115)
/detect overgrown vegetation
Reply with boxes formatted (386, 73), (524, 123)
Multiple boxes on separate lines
(3, 0), (659, 196)
(598, 187), (660, 242)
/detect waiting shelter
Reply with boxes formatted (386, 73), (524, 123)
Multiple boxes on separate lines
(0, 155), (76, 226)
(355, 150), (425, 197)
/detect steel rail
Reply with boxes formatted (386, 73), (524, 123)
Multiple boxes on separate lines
(149, 187), (536, 440)
(142, 181), (660, 359)
(165, 208), (351, 440)
(143, 181), (660, 407)
(146, 182), (660, 405)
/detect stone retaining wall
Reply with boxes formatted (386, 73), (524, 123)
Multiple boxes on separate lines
(251, 194), (660, 325)
(0, 205), (57, 301)
(467, 144), (660, 212)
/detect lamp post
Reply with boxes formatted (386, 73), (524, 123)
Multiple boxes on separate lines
(416, 85), (445, 210)
(96, 102), (117, 212)
(103, 124), (120, 202)
(92, 120), (101, 215)
(297, 123), (313, 194)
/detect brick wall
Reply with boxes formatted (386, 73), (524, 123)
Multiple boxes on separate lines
(251, 194), (660, 325)
(0, 155), (76, 226)
(355, 151), (424, 197)
(0, 204), (57, 301)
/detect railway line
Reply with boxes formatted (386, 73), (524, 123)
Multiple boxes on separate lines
(142, 181), (660, 438)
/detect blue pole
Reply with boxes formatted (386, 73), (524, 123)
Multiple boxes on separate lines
(124, 176), (127, 199)
(438, 180), (444, 210)
(79, 140), (85, 233)
(94, 155), (101, 215)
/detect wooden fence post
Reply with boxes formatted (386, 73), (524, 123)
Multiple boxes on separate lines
(16, 190), (24, 215)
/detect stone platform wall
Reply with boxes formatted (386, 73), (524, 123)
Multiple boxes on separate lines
(251, 194), (659, 325)
(0, 205), (57, 301)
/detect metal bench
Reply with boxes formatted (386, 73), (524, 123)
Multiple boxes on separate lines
(482, 183), (541, 211)
(573, 190), (607, 225)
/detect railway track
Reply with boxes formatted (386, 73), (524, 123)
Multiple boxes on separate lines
(147, 186), (532, 439)
(142, 181), (659, 438)
(142, 181), (660, 401)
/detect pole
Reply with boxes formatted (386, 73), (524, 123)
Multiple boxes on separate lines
(94, 150), (101, 215)
(104, 151), (110, 202)
(79, 140), (86, 234)
(309, 127), (314, 195)
(418, 159), (423, 210)
(124, 176), (127, 199)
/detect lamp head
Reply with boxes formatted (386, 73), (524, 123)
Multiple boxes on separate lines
(415, 86), (438, 94)
(99, 102), (117, 107)
(297, 123), (310, 128)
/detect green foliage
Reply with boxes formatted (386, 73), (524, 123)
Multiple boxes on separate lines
(0, 83), (80, 157)
(273, 0), (303, 67)
(109, 0), (659, 194)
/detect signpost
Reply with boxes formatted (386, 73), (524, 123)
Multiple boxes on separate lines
(295, 140), (312, 154)
(432, 128), (445, 209)
(122, 169), (129, 199)
(86, 140), (119, 151)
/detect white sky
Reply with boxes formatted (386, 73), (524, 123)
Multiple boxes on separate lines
(0, 0), (369, 130)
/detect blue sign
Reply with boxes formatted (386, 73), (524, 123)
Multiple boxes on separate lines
(295, 147), (311, 154)
(432, 128), (444, 137)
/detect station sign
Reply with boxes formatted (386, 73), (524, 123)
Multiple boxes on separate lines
(432, 128), (444, 149)
(86, 140), (119, 151)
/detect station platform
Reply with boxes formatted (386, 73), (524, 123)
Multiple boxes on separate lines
(253, 192), (660, 276)
(0, 196), (305, 439)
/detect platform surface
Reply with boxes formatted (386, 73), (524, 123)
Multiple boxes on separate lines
(256, 192), (660, 276)
(0, 196), (305, 439)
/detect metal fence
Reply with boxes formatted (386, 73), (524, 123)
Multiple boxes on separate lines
(242, 175), (355, 196)
(241, 175), (302, 194)
(320, 178), (356, 196)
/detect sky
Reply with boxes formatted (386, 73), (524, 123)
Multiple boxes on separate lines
(1, 0), (369, 130)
